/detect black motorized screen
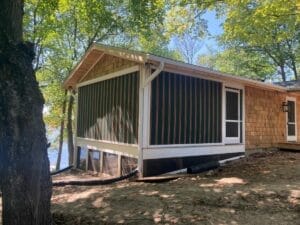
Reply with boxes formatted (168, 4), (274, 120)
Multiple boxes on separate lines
(77, 72), (139, 144)
(150, 71), (222, 145)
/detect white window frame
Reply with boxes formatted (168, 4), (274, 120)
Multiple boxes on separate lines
(286, 96), (297, 142)
(223, 85), (244, 144)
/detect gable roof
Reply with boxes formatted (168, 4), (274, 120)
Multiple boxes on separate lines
(64, 43), (286, 92)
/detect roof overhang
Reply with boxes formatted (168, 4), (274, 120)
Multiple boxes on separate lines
(64, 43), (287, 93)
(63, 44), (148, 89)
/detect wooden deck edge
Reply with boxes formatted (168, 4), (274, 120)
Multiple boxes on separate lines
(277, 142), (300, 151)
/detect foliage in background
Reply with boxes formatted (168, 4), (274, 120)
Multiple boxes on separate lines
(218, 0), (299, 81)
(199, 47), (276, 81)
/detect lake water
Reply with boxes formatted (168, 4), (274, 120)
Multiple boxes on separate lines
(48, 143), (69, 170)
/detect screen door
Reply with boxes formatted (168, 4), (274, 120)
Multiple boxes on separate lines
(225, 88), (241, 144)
(287, 98), (297, 142)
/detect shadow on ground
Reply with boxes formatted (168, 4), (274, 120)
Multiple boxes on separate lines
(51, 151), (300, 225)
(1, 151), (300, 225)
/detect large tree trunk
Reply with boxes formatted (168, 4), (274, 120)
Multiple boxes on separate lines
(0, 1), (52, 225)
(67, 93), (75, 166)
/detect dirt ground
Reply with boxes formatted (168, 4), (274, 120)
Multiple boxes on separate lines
(1, 150), (300, 225)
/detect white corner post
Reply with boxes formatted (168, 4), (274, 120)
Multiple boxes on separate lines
(138, 65), (146, 176)
(138, 62), (164, 177)
(143, 62), (164, 88)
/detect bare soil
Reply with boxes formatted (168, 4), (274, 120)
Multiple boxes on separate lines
(1, 150), (300, 225)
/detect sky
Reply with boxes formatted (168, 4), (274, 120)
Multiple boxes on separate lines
(200, 10), (224, 54)
(169, 9), (224, 64)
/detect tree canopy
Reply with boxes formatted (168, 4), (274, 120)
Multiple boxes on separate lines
(219, 0), (299, 81)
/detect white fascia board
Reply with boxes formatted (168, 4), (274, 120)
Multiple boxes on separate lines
(147, 55), (286, 92)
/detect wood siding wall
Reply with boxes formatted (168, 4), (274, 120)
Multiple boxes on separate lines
(77, 72), (139, 144)
(150, 71), (222, 145)
(82, 54), (137, 82)
(245, 86), (300, 149)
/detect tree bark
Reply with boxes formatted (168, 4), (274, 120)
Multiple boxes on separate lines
(56, 89), (68, 170)
(67, 93), (75, 166)
(291, 59), (298, 80)
(279, 64), (286, 82)
(0, 1), (52, 225)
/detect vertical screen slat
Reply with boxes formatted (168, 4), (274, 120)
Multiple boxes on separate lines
(77, 89), (82, 136)
(198, 79), (202, 143)
(123, 75), (127, 143)
(131, 74), (136, 144)
(155, 75), (159, 144)
(183, 77), (188, 144)
(98, 83), (104, 140)
(173, 75), (178, 143)
(119, 76), (124, 143)
(103, 80), (108, 141)
(150, 74), (154, 144)
(161, 74), (165, 144)
(134, 74), (139, 143)
(178, 76), (183, 143)
(107, 78), (112, 141)
(94, 84), (99, 139)
(189, 77), (194, 143)
(115, 77), (119, 142)
(86, 85), (90, 138)
(207, 81), (215, 143)
(193, 78), (198, 143)
(167, 73), (171, 144)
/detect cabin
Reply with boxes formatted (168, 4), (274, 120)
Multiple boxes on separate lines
(64, 44), (300, 177)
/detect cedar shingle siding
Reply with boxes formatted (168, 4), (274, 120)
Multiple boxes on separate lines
(77, 72), (139, 144)
(150, 71), (222, 145)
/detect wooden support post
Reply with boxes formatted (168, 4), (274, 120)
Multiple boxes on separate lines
(117, 154), (122, 176)
(99, 151), (103, 173)
(75, 146), (80, 168)
(86, 148), (89, 171)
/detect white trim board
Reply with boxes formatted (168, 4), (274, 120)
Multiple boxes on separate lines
(77, 65), (139, 88)
(160, 67), (226, 84)
(138, 64), (146, 174)
(76, 137), (139, 157)
(148, 143), (223, 148)
(143, 144), (245, 160)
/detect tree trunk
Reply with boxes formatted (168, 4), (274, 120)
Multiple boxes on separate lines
(56, 89), (68, 170)
(291, 59), (298, 80)
(67, 93), (75, 166)
(279, 64), (286, 82)
(0, 1), (52, 225)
